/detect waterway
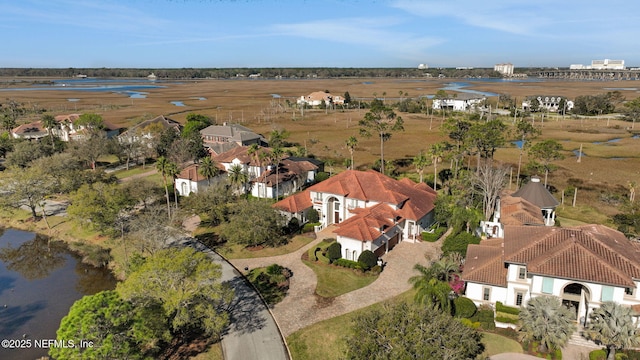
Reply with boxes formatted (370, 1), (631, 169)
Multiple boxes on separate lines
(0, 228), (116, 360)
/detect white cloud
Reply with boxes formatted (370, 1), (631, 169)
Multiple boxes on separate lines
(392, 0), (640, 40)
(269, 17), (444, 59)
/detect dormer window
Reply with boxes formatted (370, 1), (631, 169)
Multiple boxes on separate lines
(518, 266), (527, 280)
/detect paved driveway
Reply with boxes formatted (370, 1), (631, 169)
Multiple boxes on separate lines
(230, 228), (442, 337)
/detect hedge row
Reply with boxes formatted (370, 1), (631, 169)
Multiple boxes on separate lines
(302, 222), (320, 233)
(496, 301), (521, 315)
(421, 227), (446, 242)
(442, 231), (480, 257)
(495, 316), (519, 325)
(469, 308), (495, 330)
(333, 258), (364, 270)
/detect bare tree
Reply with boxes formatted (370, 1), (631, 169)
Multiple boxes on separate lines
(470, 163), (509, 221)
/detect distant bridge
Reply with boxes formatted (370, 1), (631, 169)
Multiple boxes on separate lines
(537, 69), (640, 80)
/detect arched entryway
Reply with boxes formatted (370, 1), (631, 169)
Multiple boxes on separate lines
(561, 283), (590, 325)
(325, 197), (341, 225)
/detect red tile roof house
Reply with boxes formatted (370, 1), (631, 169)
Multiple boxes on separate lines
(274, 170), (437, 260)
(11, 121), (49, 140)
(463, 224), (640, 327)
(53, 114), (122, 141)
(175, 162), (226, 197)
(296, 91), (345, 107)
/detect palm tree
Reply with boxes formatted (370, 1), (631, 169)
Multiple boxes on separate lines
(518, 296), (576, 354)
(228, 164), (248, 195)
(271, 146), (285, 199)
(198, 156), (219, 186)
(345, 136), (358, 170)
(412, 151), (430, 183)
(429, 142), (447, 190)
(409, 254), (462, 311)
(156, 156), (172, 218)
(584, 302), (640, 360)
(42, 114), (57, 147)
(247, 143), (261, 177)
(166, 161), (180, 209)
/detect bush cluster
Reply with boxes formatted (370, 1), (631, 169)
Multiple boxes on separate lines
(333, 258), (364, 270)
(357, 250), (377, 270)
(302, 222), (320, 233)
(421, 227), (446, 242)
(453, 297), (477, 318)
(496, 301), (521, 315)
(469, 306), (495, 330)
(326, 242), (342, 263)
(442, 232), (480, 257)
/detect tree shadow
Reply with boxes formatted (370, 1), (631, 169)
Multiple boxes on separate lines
(222, 277), (267, 336)
(0, 301), (46, 337)
(0, 276), (16, 297)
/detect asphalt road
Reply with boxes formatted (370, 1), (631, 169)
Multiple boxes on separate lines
(181, 238), (290, 360)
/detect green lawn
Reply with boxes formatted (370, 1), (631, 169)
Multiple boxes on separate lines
(481, 332), (523, 357)
(213, 233), (316, 259)
(287, 290), (415, 360)
(188, 341), (223, 360)
(302, 259), (378, 298)
(113, 164), (157, 179)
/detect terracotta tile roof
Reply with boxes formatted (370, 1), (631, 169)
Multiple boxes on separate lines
(213, 146), (274, 166)
(178, 163), (225, 182)
(503, 225), (640, 287)
(333, 203), (399, 242)
(513, 176), (559, 209)
(255, 158), (318, 187)
(54, 113), (81, 123)
(273, 190), (312, 213)
(499, 195), (545, 226)
(122, 115), (181, 134)
(309, 170), (436, 221)
(462, 243), (507, 287)
(12, 121), (47, 136)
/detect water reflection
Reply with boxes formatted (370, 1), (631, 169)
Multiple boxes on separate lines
(0, 229), (116, 360)
(0, 235), (66, 280)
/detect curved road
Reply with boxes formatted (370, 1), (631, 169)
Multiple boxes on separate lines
(178, 238), (289, 360)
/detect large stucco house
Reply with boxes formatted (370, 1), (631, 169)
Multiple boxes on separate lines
(432, 93), (485, 112)
(274, 170), (437, 260)
(466, 181), (640, 325)
(463, 224), (640, 325)
(297, 91), (345, 107)
(200, 123), (266, 155)
(176, 146), (320, 199)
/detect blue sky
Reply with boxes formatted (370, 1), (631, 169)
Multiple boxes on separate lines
(2, 0), (639, 68)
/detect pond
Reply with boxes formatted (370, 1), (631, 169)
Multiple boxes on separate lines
(0, 229), (117, 360)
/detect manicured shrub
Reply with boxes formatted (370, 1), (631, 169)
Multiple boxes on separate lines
(495, 316), (519, 324)
(496, 301), (521, 315)
(442, 231), (480, 257)
(266, 263), (284, 276)
(334, 258), (363, 270)
(470, 306), (495, 330)
(326, 242), (342, 263)
(370, 265), (382, 275)
(454, 297), (477, 318)
(421, 227), (446, 242)
(302, 222), (320, 233)
(459, 318), (481, 329)
(358, 250), (378, 270)
(589, 349), (607, 360)
(306, 208), (320, 223)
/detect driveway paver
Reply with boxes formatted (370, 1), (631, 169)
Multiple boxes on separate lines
(229, 227), (443, 337)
